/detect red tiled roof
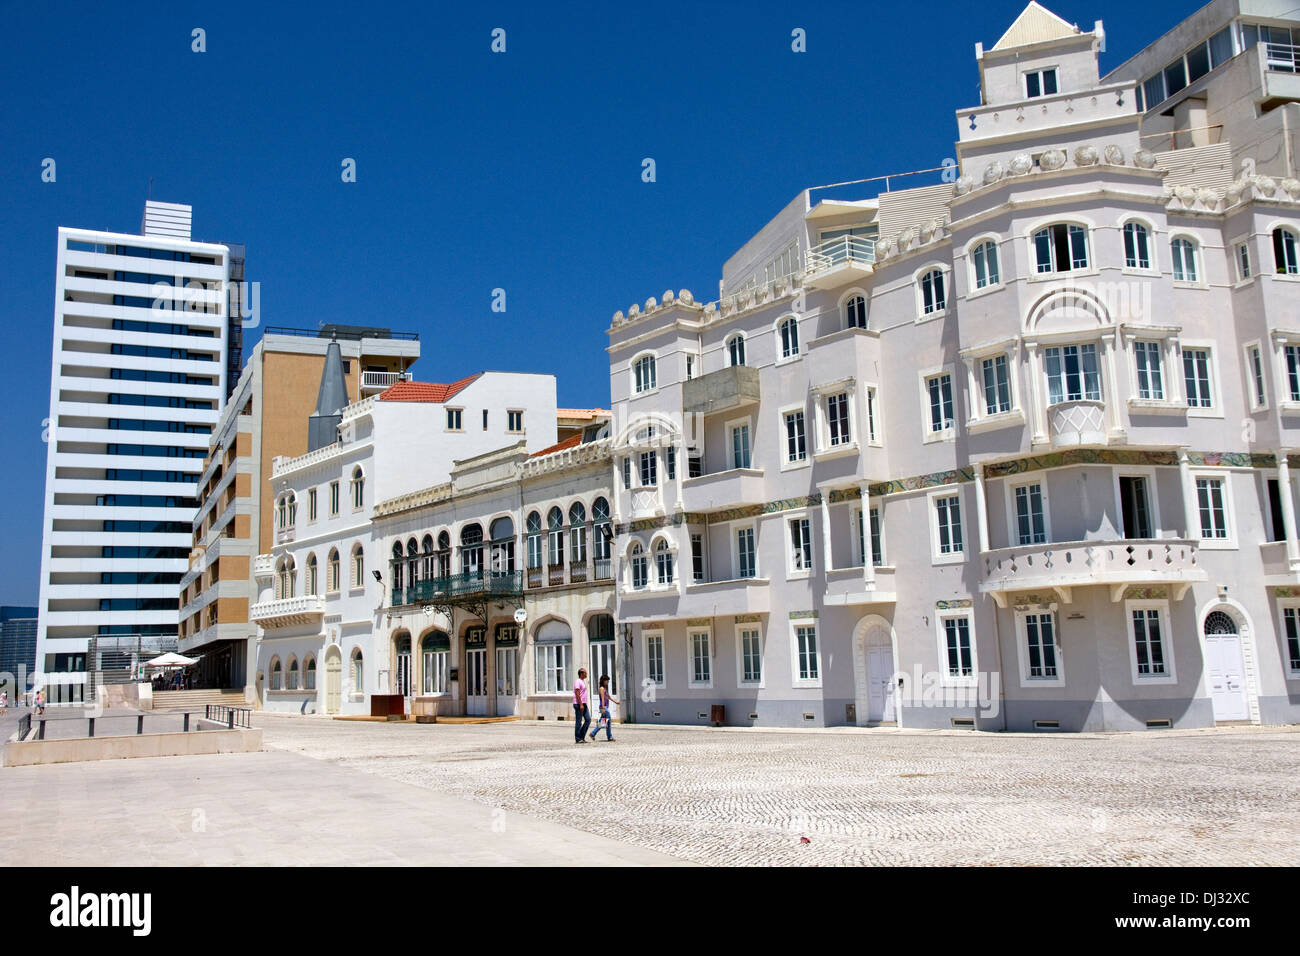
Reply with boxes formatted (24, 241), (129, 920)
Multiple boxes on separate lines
(529, 434), (583, 458)
(378, 374), (482, 403)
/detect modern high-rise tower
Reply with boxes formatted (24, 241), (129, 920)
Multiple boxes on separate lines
(34, 201), (236, 703)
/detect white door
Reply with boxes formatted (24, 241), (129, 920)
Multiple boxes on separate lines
(495, 647), (518, 716)
(1206, 635), (1248, 721)
(467, 648), (488, 716)
(591, 642), (616, 696)
(866, 645), (896, 722)
(325, 647), (341, 715)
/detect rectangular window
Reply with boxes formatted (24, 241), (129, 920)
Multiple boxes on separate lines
(927, 374), (955, 432)
(795, 625), (819, 681)
(1034, 223), (1088, 273)
(1014, 483), (1047, 545)
(731, 423), (752, 469)
(329, 481), (340, 517)
(446, 408), (462, 430)
(982, 355), (1011, 416)
(645, 633), (665, 686)
(1236, 242), (1252, 280)
(867, 387), (879, 443)
(827, 393), (851, 446)
(1044, 344), (1101, 403)
(1132, 608), (1167, 676)
(943, 617), (973, 678)
(686, 355), (695, 381)
(666, 445), (676, 480)
(308, 488), (317, 522)
(1024, 613), (1059, 679)
(737, 527), (756, 579)
(740, 629), (762, 684)
(507, 409), (524, 432)
(935, 494), (963, 556)
(1283, 607), (1300, 673)
(1024, 67), (1058, 98)
(1196, 477), (1229, 539)
(639, 451), (658, 487)
(621, 458), (631, 490)
(869, 507), (883, 566)
(1183, 348), (1213, 408)
(784, 411), (806, 463)
(789, 517), (812, 573)
(535, 643), (572, 694)
(691, 533), (705, 582)
(1134, 341), (1164, 400)
(482, 409), (489, 430)
(1250, 346), (1267, 407)
(690, 631), (712, 686)
(1287, 346), (1300, 402)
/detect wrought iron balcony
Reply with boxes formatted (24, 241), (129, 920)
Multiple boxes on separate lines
(391, 570), (523, 608)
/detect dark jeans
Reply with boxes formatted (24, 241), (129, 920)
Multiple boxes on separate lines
(574, 703), (591, 741)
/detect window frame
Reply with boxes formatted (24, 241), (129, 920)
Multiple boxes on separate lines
(725, 333), (747, 368)
(631, 352), (658, 395)
(687, 627), (713, 689)
(790, 618), (822, 688)
(1023, 66), (1059, 98)
(1245, 340), (1269, 411)
(445, 407), (463, 432)
(935, 610), (978, 688)
(1277, 600), (1300, 679)
(737, 626), (764, 687)
(1169, 234), (1203, 286)
(920, 367), (956, 443)
(780, 403), (808, 469)
(1180, 341), (1220, 417)
(841, 289), (869, 330)
(1192, 469), (1237, 549)
(1029, 221), (1092, 277)
(928, 486), (966, 565)
(733, 523), (758, 580)
(644, 629), (665, 688)
(727, 416), (754, 470)
(1126, 599), (1177, 684)
(1015, 606), (1064, 687)
(786, 512), (813, 578)
(967, 237), (1003, 294)
(1121, 219), (1156, 273)
(915, 265), (949, 320)
(775, 314), (801, 363)
(1006, 478), (1051, 546)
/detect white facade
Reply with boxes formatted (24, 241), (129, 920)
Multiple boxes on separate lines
(35, 202), (231, 701)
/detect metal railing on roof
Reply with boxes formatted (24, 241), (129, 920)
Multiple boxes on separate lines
(261, 326), (419, 341)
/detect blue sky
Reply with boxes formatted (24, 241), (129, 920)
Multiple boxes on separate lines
(0, 0), (1199, 604)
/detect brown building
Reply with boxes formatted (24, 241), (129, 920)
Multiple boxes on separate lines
(178, 326), (420, 698)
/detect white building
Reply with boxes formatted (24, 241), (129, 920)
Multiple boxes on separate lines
(34, 201), (235, 703)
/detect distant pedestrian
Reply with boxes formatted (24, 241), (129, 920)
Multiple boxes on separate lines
(589, 675), (620, 742)
(573, 667), (591, 743)
(35, 689), (44, 715)
(0, 691), (7, 715)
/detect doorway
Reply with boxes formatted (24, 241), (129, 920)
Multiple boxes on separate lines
(466, 648), (488, 716)
(1119, 476), (1152, 539)
(1204, 610), (1249, 721)
(324, 646), (342, 715)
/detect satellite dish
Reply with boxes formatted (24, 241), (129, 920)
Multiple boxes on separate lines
(513, 608), (527, 625)
(423, 605), (435, 618)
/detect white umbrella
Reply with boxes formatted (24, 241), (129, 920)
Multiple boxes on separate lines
(145, 652), (198, 668)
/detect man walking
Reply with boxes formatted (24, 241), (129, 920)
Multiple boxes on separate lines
(573, 667), (591, 743)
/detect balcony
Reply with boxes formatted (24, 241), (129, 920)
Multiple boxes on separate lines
(981, 539), (1205, 605)
(1047, 400), (1107, 449)
(1260, 540), (1300, 586)
(391, 571), (523, 608)
(525, 560), (612, 590)
(249, 594), (325, 628)
(628, 487), (665, 520)
(361, 370), (409, 393)
(803, 235), (876, 290)
(681, 468), (766, 513)
(682, 365), (760, 416)
(824, 566), (897, 606)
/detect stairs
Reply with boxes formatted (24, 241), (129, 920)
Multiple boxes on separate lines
(151, 688), (249, 711)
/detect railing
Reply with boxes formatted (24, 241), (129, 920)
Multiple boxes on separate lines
(982, 539), (1202, 591)
(1264, 41), (1300, 74)
(593, 558), (612, 581)
(1139, 124), (1224, 152)
(205, 704), (252, 729)
(391, 570), (524, 607)
(569, 563), (588, 584)
(1047, 399), (1107, 449)
(249, 594), (325, 623)
(548, 564), (566, 587)
(262, 326), (419, 341)
(805, 235), (876, 274)
(527, 567), (543, 588)
(361, 370), (407, 390)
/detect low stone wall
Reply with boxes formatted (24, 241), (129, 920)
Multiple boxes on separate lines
(1, 728), (262, 767)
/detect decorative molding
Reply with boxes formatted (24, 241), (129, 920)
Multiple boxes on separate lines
(788, 610), (818, 620)
(935, 599), (973, 609)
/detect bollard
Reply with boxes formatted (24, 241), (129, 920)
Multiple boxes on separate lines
(137, 714), (144, 736)
(88, 717), (95, 737)
(183, 712), (190, 733)
(38, 719), (46, 741)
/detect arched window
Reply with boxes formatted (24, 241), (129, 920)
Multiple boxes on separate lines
(1123, 221), (1152, 270)
(270, 657), (282, 691)
(592, 497), (611, 563)
(778, 317), (799, 359)
(630, 543), (647, 590)
(276, 495), (287, 530)
(844, 294), (867, 330)
(569, 502), (587, 565)
(1273, 227), (1299, 275)
(1204, 610), (1238, 635)
(351, 649), (363, 692)
(633, 354), (657, 393)
(422, 631), (450, 694)
(655, 538), (674, 585)
(971, 241), (1000, 289)
(1033, 223), (1089, 273)
(305, 657), (316, 690)
(460, 524), (483, 576)
(288, 657), (300, 691)
(421, 534), (435, 580)
(919, 268), (946, 315)
(1171, 238), (1199, 282)
(391, 541), (403, 591)
(489, 516), (515, 573)
(306, 553), (318, 595)
(526, 511), (543, 570)
(726, 333), (746, 367)
(437, 530), (451, 577)
(351, 467), (364, 509)
(277, 556), (295, 600)
(328, 548), (340, 593)
(406, 538), (419, 587)
(352, 544), (365, 588)
(547, 507), (564, 567)
(286, 492), (297, 526)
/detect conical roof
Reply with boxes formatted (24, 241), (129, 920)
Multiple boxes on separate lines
(307, 340), (348, 452)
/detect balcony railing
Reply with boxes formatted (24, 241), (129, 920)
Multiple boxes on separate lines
(981, 538), (1204, 601)
(1264, 41), (1300, 74)
(361, 370), (408, 391)
(250, 594), (325, 627)
(1047, 400), (1107, 449)
(391, 570), (523, 607)
(805, 235), (876, 274)
(523, 560), (612, 589)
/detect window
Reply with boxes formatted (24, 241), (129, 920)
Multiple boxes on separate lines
(691, 532), (705, 582)
(827, 392), (851, 447)
(919, 269), (946, 315)
(866, 387), (879, 443)
(982, 355), (1011, 415)
(1171, 238), (1198, 282)
(665, 445), (676, 481)
(845, 295), (867, 329)
(927, 373), (954, 432)
(1022, 612), (1060, 680)
(352, 650), (363, 692)
(1196, 476), (1229, 540)
(568, 502), (587, 565)
(329, 481), (340, 517)
(972, 240), (1000, 289)
(1281, 606), (1300, 674)
(942, 615), (974, 679)
(1235, 242), (1252, 281)
(308, 488), (317, 522)
(535, 642), (571, 694)
(621, 458), (631, 490)
(630, 543), (647, 589)
(689, 630), (712, 687)
(305, 657), (316, 690)
(482, 409), (489, 430)
(328, 549), (340, 593)
(286, 494), (297, 526)
(686, 354), (695, 380)
(736, 527), (756, 578)
(645, 632), (665, 686)
(869, 507), (884, 566)
(1183, 348), (1213, 408)
(351, 467), (364, 509)
(794, 624), (820, 683)
(446, 408), (463, 430)
(270, 658), (282, 691)
(526, 511), (543, 569)
(934, 493), (963, 557)
(634, 354), (657, 393)
(507, 409), (524, 432)
(788, 517), (812, 573)
(1044, 344), (1101, 403)
(1274, 227), (1299, 275)
(288, 659), (300, 691)
(1287, 345), (1300, 402)
(1130, 606), (1171, 679)
(731, 422), (752, 469)
(765, 241), (798, 283)
(1123, 222), (1152, 269)
(593, 498), (611, 565)
(307, 554), (318, 594)
(1134, 341), (1164, 400)
(422, 634), (449, 694)
(778, 317), (799, 359)
(639, 450), (658, 486)
(352, 545), (364, 587)
(1014, 483), (1047, 545)
(740, 628), (762, 684)
(727, 334), (746, 367)
(654, 539), (674, 585)
(1249, 345), (1267, 408)
(547, 508), (564, 567)
(784, 410), (806, 464)
(1033, 223), (1088, 273)
(1024, 67), (1058, 98)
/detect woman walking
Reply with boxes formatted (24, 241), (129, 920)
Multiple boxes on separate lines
(589, 674), (619, 742)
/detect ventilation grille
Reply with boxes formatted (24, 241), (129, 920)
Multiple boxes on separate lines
(748, 712), (759, 720)
(950, 717), (975, 728)
(1033, 719), (1060, 730)
(1146, 718), (1172, 729)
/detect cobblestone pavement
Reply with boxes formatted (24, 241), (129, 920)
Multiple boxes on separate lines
(255, 716), (1300, 866)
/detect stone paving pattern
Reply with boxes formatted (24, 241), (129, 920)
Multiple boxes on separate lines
(256, 715), (1300, 866)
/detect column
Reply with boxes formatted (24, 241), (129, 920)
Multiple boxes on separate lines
(675, 438), (686, 509)
(1178, 448), (1200, 540)
(1104, 330), (1124, 435)
(860, 481), (875, 589)
(811, 393), (824, 455)
(1279, 449), (1300, 569)
(974, 462), (990, 554)
(1026, 345), (1047, 443)
(820, 493), (833, 573)
(611, 459), (622, 522)
(1164, 337), (1182, 403)
(963, 357), (978, 424)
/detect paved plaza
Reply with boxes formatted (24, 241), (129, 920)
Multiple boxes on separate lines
(2, 711), (1297, 866)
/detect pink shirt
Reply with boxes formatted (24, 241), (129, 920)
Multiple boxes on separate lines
(573, 677), (588, 706)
